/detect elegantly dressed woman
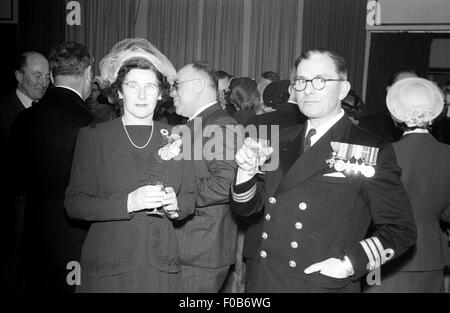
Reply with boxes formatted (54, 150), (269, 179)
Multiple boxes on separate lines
(65, 38), (196, 292)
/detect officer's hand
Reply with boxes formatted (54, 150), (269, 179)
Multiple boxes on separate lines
(304, 258), (350, 279)
(235, 145), (258, 172)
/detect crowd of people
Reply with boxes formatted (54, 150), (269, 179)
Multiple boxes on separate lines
(1, 37), (449, 293)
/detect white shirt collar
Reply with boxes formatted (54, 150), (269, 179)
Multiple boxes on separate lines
(54, 85), (84, 101)
(305, 109), (345, 147)
(16, 88), (33, 109)
(189, 101), (218, 121)
(403, 128), (429, 135)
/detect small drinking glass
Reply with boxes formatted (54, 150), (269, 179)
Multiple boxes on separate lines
(146, 181), (166, 216)
(245, 138), (272, 175)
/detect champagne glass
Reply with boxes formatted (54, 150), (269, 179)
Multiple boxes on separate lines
(146, 180), (165, 216)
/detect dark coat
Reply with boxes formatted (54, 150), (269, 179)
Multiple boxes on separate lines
(232, 109), (256, 125)
(173, 103), (240, 268)
(384, 133), (450, 271)
(8, 87), (94, 269)
(231, 115), (417, 292)
(65, 119), (196, 276)
(1, 91), (26, 288)
(358, 110), (403, 143)
(431, 117), (450, 145)
(0, 91), (25, 143)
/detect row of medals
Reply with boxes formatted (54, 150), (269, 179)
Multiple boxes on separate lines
(328, 150), (376, 178)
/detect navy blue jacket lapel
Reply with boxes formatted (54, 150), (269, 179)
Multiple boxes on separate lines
(275, 116), (352, 196)
(264, 125), (303, 196)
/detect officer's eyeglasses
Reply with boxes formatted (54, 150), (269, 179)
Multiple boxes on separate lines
(291, 77), (345, 92)
(123, 81), (158, 95)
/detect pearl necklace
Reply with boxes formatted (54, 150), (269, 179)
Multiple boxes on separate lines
(122, 118), (154, 149)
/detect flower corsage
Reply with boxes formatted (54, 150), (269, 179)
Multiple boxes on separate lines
(158, 129), (182, 161)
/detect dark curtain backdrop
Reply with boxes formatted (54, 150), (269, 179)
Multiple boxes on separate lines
(201, 0), (244, 76)
(66, 0), (138, 76)
(146, 0), (201, 70)
(0, 0), (66, 95)
(146, 0), (300, 79)
(302, 0), (366, 96)
(249, 0), (301, 80)
(9, 0), (369, 92)
(18, 0), (66, 56)
(0, 24), (19, 95)
(146, 0), (244, 75)
(364, 33), (433, 116)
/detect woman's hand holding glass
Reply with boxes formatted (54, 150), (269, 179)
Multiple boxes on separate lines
(127, 185), (166, 214)
(161, 187), (180, 219)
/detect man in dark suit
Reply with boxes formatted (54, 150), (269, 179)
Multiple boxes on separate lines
(8, 42), (94, 292)
(231, 49), (417, 292)
(365, 77), (450, 293)
(0, 52), (49, 292)
(171, 62), (241, 292)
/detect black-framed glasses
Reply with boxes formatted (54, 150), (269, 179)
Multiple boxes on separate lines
(123, 81), (158, 95)
(291, 77), (345, 91)
(171, 78), (203, 91)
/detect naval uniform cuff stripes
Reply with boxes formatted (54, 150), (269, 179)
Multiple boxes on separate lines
(359, 236), (395, 271)
(232, 183), (257, 203)
(360, 240), (376, 271)
(232, 175), (257, 193)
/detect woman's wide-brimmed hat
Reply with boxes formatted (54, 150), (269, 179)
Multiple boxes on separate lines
(386, 77), (444, 127)
(99, 38), (176, 86)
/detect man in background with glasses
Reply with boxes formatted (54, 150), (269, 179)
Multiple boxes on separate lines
(170, 62), (242, 292)
(231, 49), (416, 292)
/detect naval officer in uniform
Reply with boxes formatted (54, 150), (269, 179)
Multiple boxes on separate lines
(231, 49), (417, 292)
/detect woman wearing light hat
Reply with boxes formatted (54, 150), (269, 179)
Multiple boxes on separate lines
(64, 38), (196, 292)
(365, 77), (450, 293)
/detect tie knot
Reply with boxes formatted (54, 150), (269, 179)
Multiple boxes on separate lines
(303, 128), (316, 152)
(31, 101), (38, 107)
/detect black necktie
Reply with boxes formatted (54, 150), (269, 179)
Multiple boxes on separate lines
(31, 101), (38, 107)
(303, 128), (316, 152)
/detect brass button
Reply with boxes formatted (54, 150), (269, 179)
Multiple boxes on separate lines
(262, 232), (268, 240)
(265, 213), (271, 221)
(291, 241), (298, 249)
(298, 202), (307, 210)
(269, 197), (276, 204)
(260, 250), (267, 258)
(295, 222), (303, 229)
(289, 260), (296, 268)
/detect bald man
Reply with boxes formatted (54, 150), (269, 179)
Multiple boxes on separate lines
(1, 52), (49, 291)
(0, 52), (50, 142)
